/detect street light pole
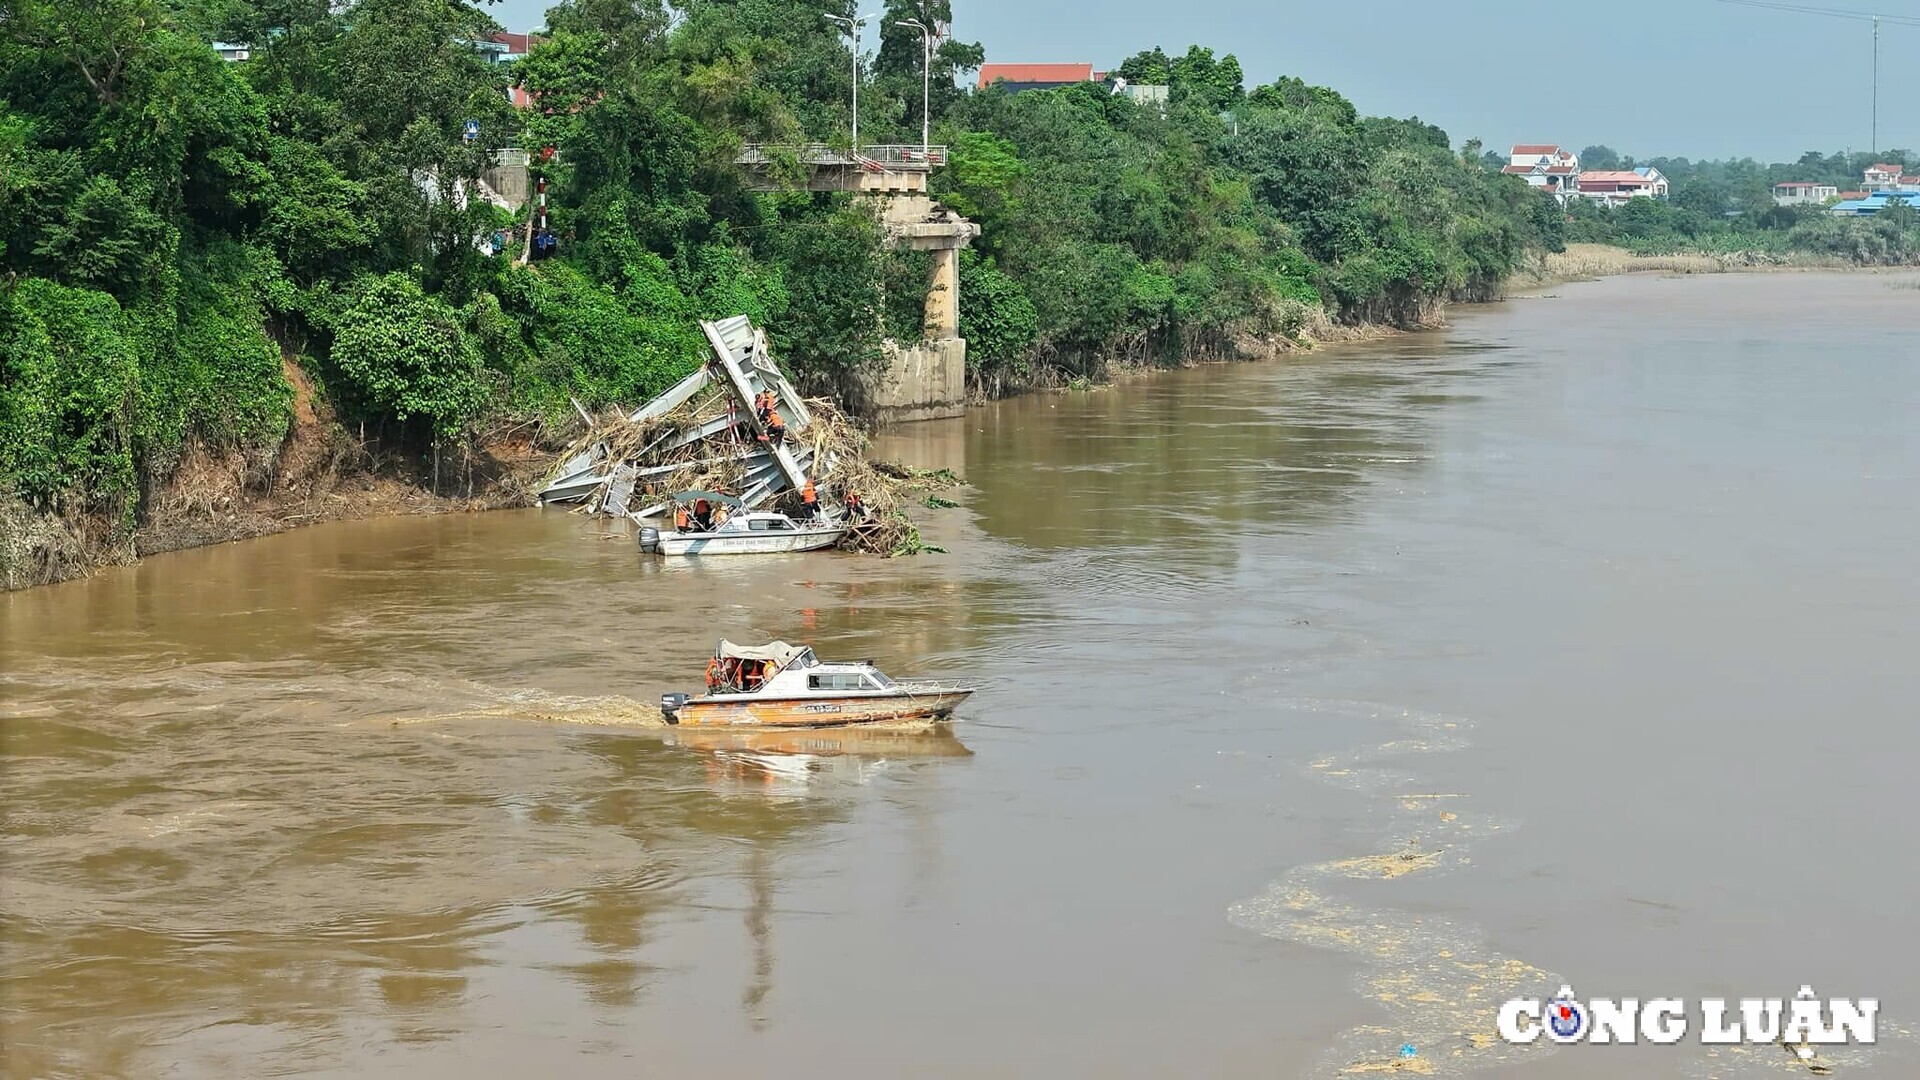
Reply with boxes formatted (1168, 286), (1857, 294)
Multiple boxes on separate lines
(823, 13), (870, 151)
(896, 18), (932, 156)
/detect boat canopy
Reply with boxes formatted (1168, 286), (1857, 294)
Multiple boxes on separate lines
(716, 640), (809, 666)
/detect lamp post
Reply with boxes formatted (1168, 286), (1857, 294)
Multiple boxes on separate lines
(896, 17), (932, 156)
(823, 12), (870, 152)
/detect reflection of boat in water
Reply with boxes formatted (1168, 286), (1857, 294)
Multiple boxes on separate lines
(669, 722), (972, 802)
(661, 641), (974, 728)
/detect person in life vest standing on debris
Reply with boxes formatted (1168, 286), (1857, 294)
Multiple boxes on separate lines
(764, 405), (786, 446)
(801, 477), (819, 521)
(755, 390), (774, 424)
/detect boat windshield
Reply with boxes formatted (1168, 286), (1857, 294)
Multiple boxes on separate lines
(791, 647), (818, 669)
(864, 668), (895, 689)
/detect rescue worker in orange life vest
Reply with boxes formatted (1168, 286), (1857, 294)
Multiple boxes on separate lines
(674, 503), (690, 531)
(764, 407), (786, 445)
(801, 478), (818, 520)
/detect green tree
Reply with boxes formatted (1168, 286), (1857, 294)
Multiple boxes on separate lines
(4, 0), (165, 105)
(1114, 47), (1172, 86)
(873, 0), (982, 139)
(930, 130), (1025, 225)
(1581, 144), (1621, 171)
(331, 272), (488, 438)
(1170, 45), (1243, 113)
(767, 204), (888, 394)
(956, 251), (1035, 385)
(0, 278), (141, 511)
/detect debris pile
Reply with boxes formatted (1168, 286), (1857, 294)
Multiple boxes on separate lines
(537, 316), (953, 555)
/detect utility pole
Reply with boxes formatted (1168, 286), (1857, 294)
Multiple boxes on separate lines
(897, 18), (932, 155)
(823, 13), (870, 152)
(1716, 1), (1917, 158)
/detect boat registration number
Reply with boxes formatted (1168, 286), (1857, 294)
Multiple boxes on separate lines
(797, 704), (844, 714)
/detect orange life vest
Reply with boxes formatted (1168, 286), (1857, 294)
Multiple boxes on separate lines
(802, 479), (817, 505)
(675, 506), (689, 529)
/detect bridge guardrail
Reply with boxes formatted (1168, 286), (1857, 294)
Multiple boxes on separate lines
(736, 143), (947, 170)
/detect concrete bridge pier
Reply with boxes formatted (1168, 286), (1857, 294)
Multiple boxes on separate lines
(877, 196), (978, 422)
(925, 245), (960, 339)
(734, 146), (980, 423)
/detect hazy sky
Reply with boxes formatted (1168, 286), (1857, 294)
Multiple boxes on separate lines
(488, 0), (1920, 161)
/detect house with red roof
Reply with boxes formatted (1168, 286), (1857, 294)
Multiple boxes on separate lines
(976, 63), (1105, 93)
(480, 31), (538, 65)
(1576, 168), (1669, 206)
(1862, 163), (1909, 191)
(1502, 144), (1580, 201)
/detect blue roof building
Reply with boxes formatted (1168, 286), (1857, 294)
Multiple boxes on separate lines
(1831, 190), (1920, 216)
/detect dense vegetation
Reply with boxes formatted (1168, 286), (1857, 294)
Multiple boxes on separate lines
(1547, 145), (1920, 260)
(4, 0), (1561, 547)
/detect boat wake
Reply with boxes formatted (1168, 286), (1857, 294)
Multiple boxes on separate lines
(1227, 699), (1558, 1077)
(385, 690), (669, 729)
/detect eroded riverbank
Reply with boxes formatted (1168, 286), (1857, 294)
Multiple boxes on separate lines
(8, 256), (1906, 593)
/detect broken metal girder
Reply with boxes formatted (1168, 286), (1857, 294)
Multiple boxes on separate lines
(627, 364), (712, 424)
(540, 315), (823, 511)
(702, 319), (810, 495)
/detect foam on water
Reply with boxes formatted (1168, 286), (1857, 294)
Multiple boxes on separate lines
(1228, 699), (1555, 1077)
(1229, 698), (1917, 1076)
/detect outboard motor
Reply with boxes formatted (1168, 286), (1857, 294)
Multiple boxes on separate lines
(638, 526), (660, 553)
(660, 693), (688, 724)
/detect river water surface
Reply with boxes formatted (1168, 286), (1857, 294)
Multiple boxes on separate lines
(4, 272), (1918, 1078)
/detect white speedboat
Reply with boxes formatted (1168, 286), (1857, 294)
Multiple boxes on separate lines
(661, 641), (975, 727)
(639, 510), (846, 556)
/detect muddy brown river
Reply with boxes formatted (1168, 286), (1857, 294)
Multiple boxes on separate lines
(4, 272), (1919, 1078)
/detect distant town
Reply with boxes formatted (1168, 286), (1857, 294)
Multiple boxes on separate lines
(970, 63), (1920, 219)
(1500, 144), (1918, 217)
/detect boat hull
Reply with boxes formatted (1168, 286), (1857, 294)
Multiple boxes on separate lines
(671, 690), (973, 728)
(664, 725), (973, 758)
(648, 527), (845, 556)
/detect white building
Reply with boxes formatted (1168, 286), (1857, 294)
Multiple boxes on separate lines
(1502, 144), (1580, 201)
(1772, 181), (1838, 206)
(1862, 163), (1907, 191)
(1576, 167), (1669, 206)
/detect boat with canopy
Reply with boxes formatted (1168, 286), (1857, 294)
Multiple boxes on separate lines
(660, 640), (974, 727)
